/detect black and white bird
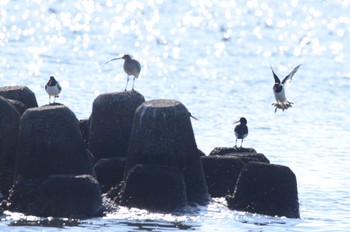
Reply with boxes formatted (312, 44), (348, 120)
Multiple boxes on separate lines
(233, 117), (248, 147)
(271, 64), (301, 113)
(106, 54), (141, 91)
(45, 76), (61, 104)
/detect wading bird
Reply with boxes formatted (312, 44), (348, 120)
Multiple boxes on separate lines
(271, 64), (301, 113)
(45, 76), (61, 104)
(106, 54), (141, 91)
(233, 117), (248, 147)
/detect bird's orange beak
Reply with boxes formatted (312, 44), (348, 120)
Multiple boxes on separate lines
(233, 120), (240, 124)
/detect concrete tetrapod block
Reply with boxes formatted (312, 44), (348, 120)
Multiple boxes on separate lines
(124, 99), (209, 205)
(94, 157), (126, 193)
(79, 119), (90, 148)
(209, 147), (257, 156)
(0, 86), (38, 110)
(201, 156), (245, 197)
(0, 97), (20, 167)
(7, 174), (103, 218)
(40, 174), (102, 218)
(88, 91), (145, 159)
(0, 97), (20, 196)
(119, 164), (188, 212)
(6, 99), (27, 115)
(15, 104), (95, 180)
(209, 147), (270, 163)
(226, 162), (300, 218)
(0, 137), (3, 200)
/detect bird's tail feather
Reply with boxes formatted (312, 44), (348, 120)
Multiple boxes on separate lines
(272, 101), (293, 112)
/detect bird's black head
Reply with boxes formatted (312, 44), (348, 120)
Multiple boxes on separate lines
(47, 76), (58, 86)
(49, 76), (57, 84)
(273, 83), (283, 93)
(233, 117), (247, 125)
(239, 117), (247, 125)
(122, 54), (132, 60)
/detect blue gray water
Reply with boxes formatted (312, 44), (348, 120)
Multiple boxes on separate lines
(1, 0), (350, 231)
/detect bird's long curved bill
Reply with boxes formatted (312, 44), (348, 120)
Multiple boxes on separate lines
(233, 120), (240, 124)
(189, 113), (198, 120)
(105, 57), (122, 64)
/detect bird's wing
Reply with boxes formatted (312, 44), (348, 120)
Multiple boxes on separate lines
(282, 64), (301, 84)
(135, 60), (141, 72)
(270, 66), (280, 84)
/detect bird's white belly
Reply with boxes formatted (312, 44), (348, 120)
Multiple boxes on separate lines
(274, 87), (287, 103)
(46, 85), (60, 96)
(124, 62), (140, 78)
(235, 131), (248, 139)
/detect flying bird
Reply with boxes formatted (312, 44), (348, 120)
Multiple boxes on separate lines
(233, 117), (248, 147)
(45, 76), (61, 104)
(106, 54), (141, 91)
(271, 64), (301, 113)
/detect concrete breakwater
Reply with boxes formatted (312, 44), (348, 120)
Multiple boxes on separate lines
(0, 85), (299, 218)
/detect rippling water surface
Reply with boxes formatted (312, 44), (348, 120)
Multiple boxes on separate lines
(1, 0), (350, 231)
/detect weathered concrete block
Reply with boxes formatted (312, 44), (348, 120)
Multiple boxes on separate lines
(79, 119), (90, 147)
(201, 156), (245, 197)
(0, 86), (38, 109)
(0, 167), (14, 201)
(228, 153), (269, 163)
(94, 157), (126, 193)
(0, 136), (3, 199)
(118, 164), (187, 212)
(226, 162), (299, 218)
(40, 174), (103, 218)
(0, 97), (20, 166)
(0, 97), (20, 195)
(6, 174), (103, 218)
(209, 146), (269, 163)
(88, 91), (145, 159)
(6, 99), (27, 115)
(124, 99), (209, 205)
(209, 147), (257, 156)
(15, 104), (95, 179)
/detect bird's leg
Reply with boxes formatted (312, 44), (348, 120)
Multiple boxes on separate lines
(240, 139), (244, 148)
(48, 96), (51, 104)
(132, 76), (135, 91)
(125, 76), (130, 91)
(235, 139), (238, 147)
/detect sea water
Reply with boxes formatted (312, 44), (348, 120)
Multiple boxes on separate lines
(1, 0), (350, 231)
